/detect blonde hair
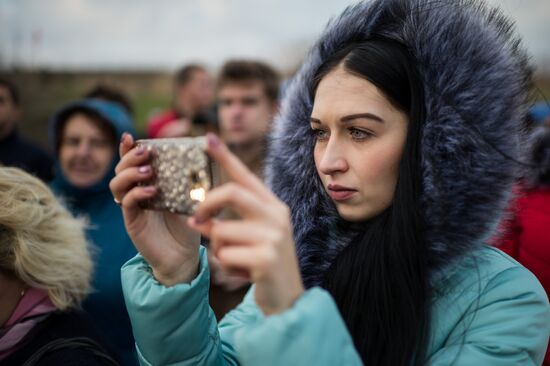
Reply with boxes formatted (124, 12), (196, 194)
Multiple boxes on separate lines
(0, 167), (93, 310)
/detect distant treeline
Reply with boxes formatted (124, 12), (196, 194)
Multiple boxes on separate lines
(0, 70), (174, 150)
(0, 70), (549, 153)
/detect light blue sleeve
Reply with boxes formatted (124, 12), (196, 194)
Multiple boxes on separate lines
(121, 246), (362, 366)
(428, 265), (550, 366)
(121, 246), (238, 366)
(224, 287), (362, 366)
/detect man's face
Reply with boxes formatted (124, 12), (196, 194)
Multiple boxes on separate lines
(176, 70), (214, 113)
(0, 86), (19, 138)
(218, 81), (277, 146)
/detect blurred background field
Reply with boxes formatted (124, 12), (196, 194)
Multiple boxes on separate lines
(1, 71), (548, 152)
(0, 70), (173, 143)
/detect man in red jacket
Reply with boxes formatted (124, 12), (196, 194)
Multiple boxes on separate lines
(147, 64), (215, 138)
(496, 126), (550, 365)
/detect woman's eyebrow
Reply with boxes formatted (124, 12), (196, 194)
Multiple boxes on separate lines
(310, 113), (384, 124)
(341, 113), (384, 123)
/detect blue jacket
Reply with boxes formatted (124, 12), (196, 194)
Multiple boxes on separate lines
(121, 245), (549, 365)
(49, 99), (138, 366)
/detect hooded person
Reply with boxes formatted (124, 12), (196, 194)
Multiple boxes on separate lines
(495, 126), (550, 365)
(530, 102), (550, 127)
(49, 99), (138, 366)
(111, 0), (550, 365)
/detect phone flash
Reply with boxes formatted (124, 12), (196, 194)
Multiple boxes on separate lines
(190, 187), (206, 202)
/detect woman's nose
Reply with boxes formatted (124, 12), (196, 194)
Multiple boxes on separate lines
(318, 139), (349, 175)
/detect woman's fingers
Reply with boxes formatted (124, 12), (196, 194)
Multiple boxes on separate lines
(120, 185), (157, 210)
(187, 216), (218, 239)
(119, 132), (135, 159)
(190, 219), (279, 281)
(110, 165), (154, 203)
(189, 219), (271, 255)
(115, 143), (151, 175)
(216, 246), (273, 278)
(209, 221), (267, 252)
(193, 182), (268, 223)
(205, 133), (273, 200)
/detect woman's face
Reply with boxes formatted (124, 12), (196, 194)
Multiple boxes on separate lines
(311, 66), (408, 222)
(59, 113), (115, 188)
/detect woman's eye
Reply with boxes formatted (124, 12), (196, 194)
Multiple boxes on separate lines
(312, 128), (329, 141)
(349, 128), (371, 140)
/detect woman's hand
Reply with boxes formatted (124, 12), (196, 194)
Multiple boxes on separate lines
(208, 250), (250, 291)
(189, 134), (304, 316)
(110, 133), (200, 286)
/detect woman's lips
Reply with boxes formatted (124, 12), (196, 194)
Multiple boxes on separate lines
(327, 184), (357, 201)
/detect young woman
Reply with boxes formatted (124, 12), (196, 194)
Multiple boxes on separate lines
(110, 0), (550, 365)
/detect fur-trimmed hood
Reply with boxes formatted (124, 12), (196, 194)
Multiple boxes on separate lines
(266, 0), (532, 287)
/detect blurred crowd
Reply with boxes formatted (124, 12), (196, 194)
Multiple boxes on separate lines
(1, 56), (549, 365)
(0, 60), (283, 365)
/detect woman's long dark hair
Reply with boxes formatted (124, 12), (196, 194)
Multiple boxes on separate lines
(313, 38), (431, 366)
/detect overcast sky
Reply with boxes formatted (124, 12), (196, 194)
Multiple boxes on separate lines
(0, 0), (548, 73)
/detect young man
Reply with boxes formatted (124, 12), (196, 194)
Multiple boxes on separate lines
(0, 78), (53, 181)
(216, 60), (279, 177)
(209, 60), (280, 319)
(147, 64), (215, 138)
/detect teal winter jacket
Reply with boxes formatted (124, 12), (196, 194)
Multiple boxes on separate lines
(121, 246), (549, 366)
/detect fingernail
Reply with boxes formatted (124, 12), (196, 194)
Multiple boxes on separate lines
(120, 132), (128, 143)
(206, 133), (220, 149)
(144, 186), (156, 193)
(138, 165), (150, 174)
(135, 145), (145, 155)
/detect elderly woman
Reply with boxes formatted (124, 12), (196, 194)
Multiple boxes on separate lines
(49, 99), (137, 365)
(0, 167), (118, 365)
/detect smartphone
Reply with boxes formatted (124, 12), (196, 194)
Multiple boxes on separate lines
(136, 137), (212, 215)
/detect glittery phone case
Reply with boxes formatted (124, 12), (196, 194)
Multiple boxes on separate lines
(136, 137), (212, 215)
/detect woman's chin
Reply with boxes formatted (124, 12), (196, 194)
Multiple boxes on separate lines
(336, 207), (368, 222)
(335, 203), (386, 222)
(66, 172), (102, 188)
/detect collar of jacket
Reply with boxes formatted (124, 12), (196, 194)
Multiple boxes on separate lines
(265, 0), (533, 288)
